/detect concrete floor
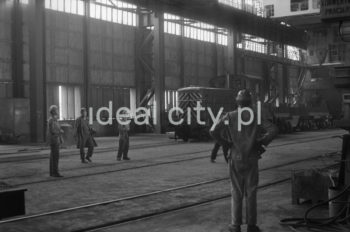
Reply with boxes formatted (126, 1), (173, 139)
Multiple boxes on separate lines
(0, 129), (347, 232)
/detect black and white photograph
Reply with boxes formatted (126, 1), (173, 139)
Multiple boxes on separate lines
(0, 0), (350, 231)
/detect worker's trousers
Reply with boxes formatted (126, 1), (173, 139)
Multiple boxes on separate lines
(117, 137), (129, 159)
(211, 142), (229, 162)
(50, 143), (60, 176)
(229, 158), (259, 226)
(79, 137), (94, 161)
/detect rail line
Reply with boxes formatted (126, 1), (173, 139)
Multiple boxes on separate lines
(0, 154), (339, 228)
(0, 131), (343, 164)
(77, 163), (340, 232)
(0, 141), (181, 163)
(4, 134), (341, 187)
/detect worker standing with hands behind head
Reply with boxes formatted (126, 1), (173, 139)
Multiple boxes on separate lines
(211, 89), (278, 232)
(47, 105), (64, 178)
(117, 111), (131, 161)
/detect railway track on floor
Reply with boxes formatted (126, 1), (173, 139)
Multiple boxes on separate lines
(3, 134), (342, 187)
(76, 163), (340, 232)
(0, 152), (340, 230)
(0, 131), (343, 164)
(0, 141), (181, 163)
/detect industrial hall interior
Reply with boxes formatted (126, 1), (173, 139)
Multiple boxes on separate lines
(1, 0), (350, 231)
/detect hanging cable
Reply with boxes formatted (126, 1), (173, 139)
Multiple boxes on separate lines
(280, 184), (350, 230)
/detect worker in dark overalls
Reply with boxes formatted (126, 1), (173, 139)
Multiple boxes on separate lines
(211, 113), (230, 163)
(210, 142), (229, 163)
(75, 108), (97, 163)
(47, 105), (64, 177)
(211, 90), (278, 232)
(117, 112), (131, 161)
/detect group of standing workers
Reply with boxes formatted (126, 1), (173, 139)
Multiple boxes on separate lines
(47, 89), (277, 232)
(47, 107), (130, 178)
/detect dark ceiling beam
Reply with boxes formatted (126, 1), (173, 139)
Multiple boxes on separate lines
(119, 0), (308, 49)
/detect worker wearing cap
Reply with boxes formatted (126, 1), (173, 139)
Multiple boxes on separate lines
(117, 111), (131, 161)
(47, 105), (64, 177)
(75, 108), (97, 163)
(211, 89), (278, 232)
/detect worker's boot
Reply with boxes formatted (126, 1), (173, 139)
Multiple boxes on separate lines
(247, 225), (261, 232)
(228, 225), (241, 232)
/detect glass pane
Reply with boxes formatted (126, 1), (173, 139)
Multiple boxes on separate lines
(77, 0), (84, 15)
(57, 0), (64, 11)
(101, 6), (107, 21)
(51, 0), (58, 10)
(106, 7), (112, 22)
(90, 3), (96, 18)
(96, 4), (101, 19)
(45, 0), (50, 9)
(71, 0), (77, 14)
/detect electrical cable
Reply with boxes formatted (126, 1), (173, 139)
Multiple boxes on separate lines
(280, 184), (350, 230)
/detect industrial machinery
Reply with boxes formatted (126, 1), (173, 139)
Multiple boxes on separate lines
(333, 67), (350, 211)
(173, 86), (236, 141)
(270, 66), (341, 134)
(281, 66), (350, 229)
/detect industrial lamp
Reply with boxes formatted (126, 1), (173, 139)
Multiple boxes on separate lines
(339, 21), (350, 42)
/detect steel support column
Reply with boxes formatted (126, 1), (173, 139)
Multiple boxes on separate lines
(213, 27), (218, 81)
(135, 7), (154, 106)
(282, 65), (289, 103)
(262, 61), (270, 100)
(153, 11), (165, 134)
(135, 7), (146, 106)
(228, 29), (238, 75)
(28, 0), (46, 142)
(83, 0), (90, 108)
(12, 0), (24, 98)
(179, 17), (185, 87)
(227, 29), (241, 91)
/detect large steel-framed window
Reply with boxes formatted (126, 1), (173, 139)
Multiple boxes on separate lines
(237, 34), (267, 54)
(218, 0), (242, 9)
(290, 0), (309, 12)
(286, 45), (301, 61)
(164, 14), (182, 36)
(58, 85), (82, 120)
(164, 90), (178, 111)
(265, 4), (274, 18)
(41, 0), (137, 27)
(90, 0), (137, 26)
(312, 0), (321, 9)
(43, 0), (85, 15)
(164, 13), (228, 46)
(218, 0), (264, 17)
(183, 21), (216, 43)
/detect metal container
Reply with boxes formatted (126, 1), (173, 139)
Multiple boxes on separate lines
(328, 186), (348, 218)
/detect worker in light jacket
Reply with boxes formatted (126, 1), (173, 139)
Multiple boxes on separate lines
(47, 105), (64, 178)
(75, 108), (97, 163)
(211, 90), (278, 232)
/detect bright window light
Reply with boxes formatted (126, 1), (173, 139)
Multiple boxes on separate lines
(286, 46), (301, 61)
(44, 0), (137, 27)
(59, 85), (63, 120)
(218, 0), (264, 17)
